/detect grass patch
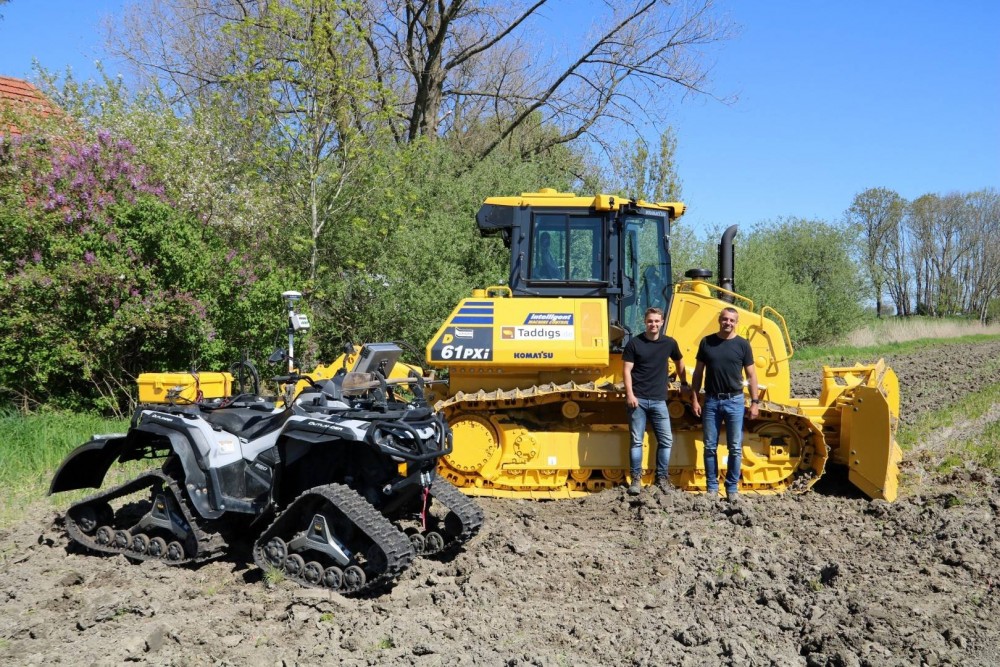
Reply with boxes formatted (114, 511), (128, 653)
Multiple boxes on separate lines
(936, 453), (963, 474)
(963, 419), (1000, 471)
(262, 565), (286, 586)
(0, 409), (130, 528)
(845, 318), (1000, 347)
(794, 315), (1000, 363)
(897, 379), (1000, 474)
(202, 581), (227, 597)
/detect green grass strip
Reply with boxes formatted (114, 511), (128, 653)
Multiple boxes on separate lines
(0, 410), (128, 528)
(897, 380), (1000, 475)
(793, 333), (1000, 364)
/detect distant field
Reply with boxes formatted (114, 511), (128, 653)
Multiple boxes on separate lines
(844, 317), (1000, 347)
(793, 317), (1000, 362)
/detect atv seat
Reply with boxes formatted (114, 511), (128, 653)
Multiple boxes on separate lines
(203, 407), (292, 441)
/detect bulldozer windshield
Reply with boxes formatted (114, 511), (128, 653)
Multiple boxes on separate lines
(529, 214), (603, 282)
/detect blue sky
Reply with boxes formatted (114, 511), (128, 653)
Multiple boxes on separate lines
(1, 0), (998, 237)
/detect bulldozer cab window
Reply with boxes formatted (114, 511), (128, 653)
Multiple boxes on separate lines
(530, 214), (604, 282)
(622, 214), (670, 336)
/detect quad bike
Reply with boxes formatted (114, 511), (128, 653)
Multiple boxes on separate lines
(49, 294), (483, 595)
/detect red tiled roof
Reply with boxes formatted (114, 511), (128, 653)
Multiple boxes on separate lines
(1, 75), (58, 136)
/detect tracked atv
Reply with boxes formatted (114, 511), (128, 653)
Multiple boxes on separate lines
(50, 309), (483, 595)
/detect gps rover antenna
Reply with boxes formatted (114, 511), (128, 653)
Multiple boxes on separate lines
(282, 290), (310, 373)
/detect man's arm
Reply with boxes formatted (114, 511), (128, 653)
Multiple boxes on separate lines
(624, 361), (638, 408)
(690, 360), (704, 417)
(745, 362), (760, 418)
(674, 358), (688, 387)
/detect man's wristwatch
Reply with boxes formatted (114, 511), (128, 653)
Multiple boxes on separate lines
(751, 399), (761, 404)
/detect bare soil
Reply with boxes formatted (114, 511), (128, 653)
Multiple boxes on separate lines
(3, 341), (1000, 666)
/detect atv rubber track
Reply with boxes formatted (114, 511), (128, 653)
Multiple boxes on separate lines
(63, 470), (226, 565)
(251, 483), (415, 596)
(430, 477), (485, 547)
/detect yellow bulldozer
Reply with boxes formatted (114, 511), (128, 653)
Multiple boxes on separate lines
(423, 189), (902, 501)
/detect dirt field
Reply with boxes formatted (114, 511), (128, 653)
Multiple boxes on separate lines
(3, 341), (1000, 666)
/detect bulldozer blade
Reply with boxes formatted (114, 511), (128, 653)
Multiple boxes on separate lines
(843, 384), (902, 502)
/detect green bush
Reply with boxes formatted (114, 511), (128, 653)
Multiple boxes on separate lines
(739, 218), (865, 345)
(735, 235), (819, 345)
(309, 137), (583, 354)
(0, 131), (296, 413)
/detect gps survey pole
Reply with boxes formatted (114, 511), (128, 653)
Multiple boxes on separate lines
(281, 290), (310, 373)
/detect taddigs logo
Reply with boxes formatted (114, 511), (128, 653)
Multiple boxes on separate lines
(501, 327), (515, 339)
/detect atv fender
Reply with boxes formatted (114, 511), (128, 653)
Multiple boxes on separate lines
(49, 434), (129, 494)
(49, 423), (224, 521)
(131, 422), (224, 520)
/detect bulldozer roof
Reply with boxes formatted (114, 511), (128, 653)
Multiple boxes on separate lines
(482, 188), (685, 218)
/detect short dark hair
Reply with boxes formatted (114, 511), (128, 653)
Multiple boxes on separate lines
(719, 306), (738, 320)
(644, 307), (664, 319)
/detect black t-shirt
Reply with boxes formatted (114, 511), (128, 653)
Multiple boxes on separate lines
(622, 333), (682, 401)
(696, 334), (753, 394)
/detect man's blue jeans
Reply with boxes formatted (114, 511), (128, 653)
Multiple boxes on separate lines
(628, 398), (673, 480)
(702, 395), (745, 494)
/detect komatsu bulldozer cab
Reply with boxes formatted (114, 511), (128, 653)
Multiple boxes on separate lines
(475, 189), (684, 346)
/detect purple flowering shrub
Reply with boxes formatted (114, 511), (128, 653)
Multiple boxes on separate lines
(0, 131), (293, 414)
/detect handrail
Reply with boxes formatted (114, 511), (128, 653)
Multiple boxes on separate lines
(674, 280), (754, 311)
(761, 306), (794, 362)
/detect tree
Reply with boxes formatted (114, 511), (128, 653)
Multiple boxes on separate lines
(359, 0), (730, 160)
(312, 131), (587, 352)
(34, 68), (293, 241)
(907, 193), (970, 317)
(110, 0), (732, 162)
(0, 128), (293, 413)
(109, 1), (396, 281)
(219, 0), (394, 282)
(847, 187), (905, 318)
(608, 127), (682, 202)
(747, 218), (865, 344)
(965, 188), (1000, 323)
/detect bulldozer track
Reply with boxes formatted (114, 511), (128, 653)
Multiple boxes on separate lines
(251, 483), (415, 596)
(435, 381), (828, 496)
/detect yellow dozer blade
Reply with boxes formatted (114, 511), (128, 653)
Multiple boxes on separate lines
(791, 359), (902, 501)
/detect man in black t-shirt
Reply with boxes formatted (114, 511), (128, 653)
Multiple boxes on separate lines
(622, 307), (688, 495)
(691, 307), (760, 502)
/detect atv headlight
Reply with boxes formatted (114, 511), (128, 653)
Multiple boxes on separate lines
(373, 428), (403, 449)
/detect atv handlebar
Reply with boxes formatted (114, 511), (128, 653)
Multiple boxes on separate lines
(271, 373), (318, 386)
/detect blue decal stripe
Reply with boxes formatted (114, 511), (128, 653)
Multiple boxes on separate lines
(464, 301), (494, 307)
(458, 307), (494, 314)
(452, 316), (494, 324)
